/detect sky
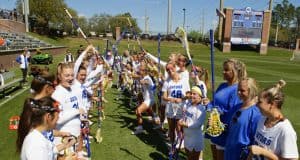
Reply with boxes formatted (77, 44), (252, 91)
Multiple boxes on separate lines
(1, 0), (300, 34)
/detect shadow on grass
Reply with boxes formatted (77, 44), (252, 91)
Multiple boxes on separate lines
(108, 88), (178, 159)
(120, 147), (143, 160)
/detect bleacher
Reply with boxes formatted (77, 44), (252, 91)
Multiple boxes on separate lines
(0, 31), (52, 51)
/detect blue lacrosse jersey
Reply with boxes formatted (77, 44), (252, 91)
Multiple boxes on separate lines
(206, 82), (242, 147)
(224, 105), (262, 160)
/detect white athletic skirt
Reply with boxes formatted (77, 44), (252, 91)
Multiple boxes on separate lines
(165, 102), (183, 119)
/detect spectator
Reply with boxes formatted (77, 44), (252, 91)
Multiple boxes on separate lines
(16, 47), (30, 83)
(105, 50), (114, 67)
(64, 49), (74, 63)
(0, 37), (5, 46)
(26, 47), (31, 62)
(13, 8), (17, 21)
(76, 45), (84, 58)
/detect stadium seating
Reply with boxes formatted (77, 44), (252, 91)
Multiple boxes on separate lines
(0, 31), (52, 51)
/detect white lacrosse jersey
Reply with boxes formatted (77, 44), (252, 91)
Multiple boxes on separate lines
(162, 78), (190, 118)
(72, 80), (90, 112)
(178, 69), (189, 83)
(141, 75), (155, 102)
(183, 103), (206, 152)
(21, 129), (56, 160)
(197, 80), (207, 98)
(254, 117), (299, 159)
(51, 85), (81, 137)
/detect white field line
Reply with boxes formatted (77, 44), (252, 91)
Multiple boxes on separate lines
(0, 86), (29, 107)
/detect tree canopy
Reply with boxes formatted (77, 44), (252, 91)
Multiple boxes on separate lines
(16, 0), (141, 36)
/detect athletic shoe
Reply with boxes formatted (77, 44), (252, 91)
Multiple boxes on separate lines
(102, 97), (108, 103)
(153, 116), (160, 125)
(146, 116), (153, 121)
(77, 151), (88, 158)
(131, 126), (144, 135)
(101, 111), (106, 120)
(176, 140), (185, 149)
(163, 118), (168, 124)
(83, 139), (91, 146)
(165, 142), (172, 148)
(152, 124), (162, 130)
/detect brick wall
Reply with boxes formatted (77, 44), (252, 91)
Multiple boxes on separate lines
(260, 10), (271, 54)
(222, 8), (233, 53)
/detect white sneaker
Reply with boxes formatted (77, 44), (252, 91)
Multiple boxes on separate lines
(153, 116), (160, 125)
(131, 126), (144, 135)
(164, 118), (168, 124)
(83, 139), (92, 146)
(153, 124), (162, 130)
(102, 97), (108, 103)
(176, 140), (184, 149)
(147, 116), (153, 121)
(77, 150), (88, 157)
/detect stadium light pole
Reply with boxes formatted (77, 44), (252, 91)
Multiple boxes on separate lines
(167, 0), (172, 34)
(24, 0), (29, 32)
(183, 8), (186, 30)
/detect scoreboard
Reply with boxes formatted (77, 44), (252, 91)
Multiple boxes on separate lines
(231, 7), (263, 45)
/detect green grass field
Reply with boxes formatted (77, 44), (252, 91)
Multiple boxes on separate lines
(0, 36), (299, 160)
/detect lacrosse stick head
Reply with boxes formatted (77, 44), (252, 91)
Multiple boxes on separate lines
(96, 128), (103, 143)
(175, 27), (187, 48)
(175, 27), (191, 60)
(205, 108), (225, 137)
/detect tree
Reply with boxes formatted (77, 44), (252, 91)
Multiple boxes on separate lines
(188, 30), (202, 43)
(89, 13), (111, 35)
(16, 0), (70, 33)
(273, 0), (295, 28)
(271, 0), (298, 44)
(295, 6), (300, 38)
(108, 12), (141, 36)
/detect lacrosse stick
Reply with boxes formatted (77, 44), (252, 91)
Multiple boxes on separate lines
(157, 33), (161, 78)
(64, 8), (90, 44)
(156, 33), (162, 115)
(175, 27), (205, 92)
(95, 83), (103, 143)
(127, 17), (147, 53)
(168, 102), (182, 160)
(62, 135), (77, 157)
(173, 103), (185, 160)
(205, 29), (225, 137)
(80, 117), (91, 159)
(175, 27), (193, 67)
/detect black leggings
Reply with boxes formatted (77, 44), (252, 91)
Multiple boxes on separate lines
(21, 68), (27, 82)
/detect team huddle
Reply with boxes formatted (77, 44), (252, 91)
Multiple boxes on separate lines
(16, 44), (298, 160)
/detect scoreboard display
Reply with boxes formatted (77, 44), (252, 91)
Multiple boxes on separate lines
(231, 7), (263, 45)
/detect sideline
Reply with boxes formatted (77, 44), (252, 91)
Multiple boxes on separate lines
(0, 86), (29, 107)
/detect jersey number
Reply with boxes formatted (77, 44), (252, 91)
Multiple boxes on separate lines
(72, 102), (79, 109)
(171, 90), (182, 98)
